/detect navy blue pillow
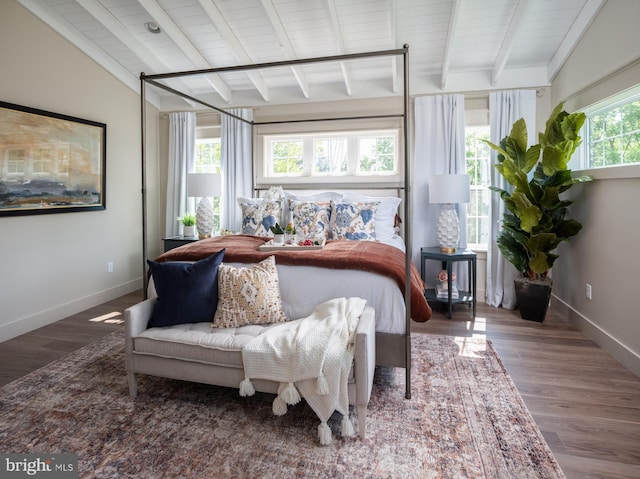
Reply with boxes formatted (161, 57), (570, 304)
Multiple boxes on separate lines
(147, 249), (225, 328)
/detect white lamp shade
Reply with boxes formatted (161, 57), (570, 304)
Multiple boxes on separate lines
(188, 173), (221, 198)
(429, 174), (470, 204)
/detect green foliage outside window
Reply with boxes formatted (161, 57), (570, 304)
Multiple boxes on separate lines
(195, 139), (222, 233)
(196, 140), (220, 173)
(465, 126), (491, 247)
(587, 99), (640, 167)
(272, 140), (303, 174)
(359, 137), (394, 173)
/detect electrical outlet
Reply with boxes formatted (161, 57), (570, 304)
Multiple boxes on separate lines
(586, 283), (592, 300)
(107, 262), (114, 273)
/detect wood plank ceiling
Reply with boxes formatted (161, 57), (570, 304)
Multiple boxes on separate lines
(17, 0), (605, 110)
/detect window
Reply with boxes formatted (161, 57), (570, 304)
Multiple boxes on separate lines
(263, 129), (399, 182)
(195, 138), (222, 232)
(32, 148), (51, 175)
(272, 139), (303, 175)
(465, 126), (491, 248)
(582, 86), (640, 169)
(195, 138), (221, 174)
(6, 149), (26, 175)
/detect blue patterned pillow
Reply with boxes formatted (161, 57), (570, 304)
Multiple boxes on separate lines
(330, 201), (379, 241)
(289, 199), (332, 241)
(237, 187), (285, 236)
(147, 249), (225, 327)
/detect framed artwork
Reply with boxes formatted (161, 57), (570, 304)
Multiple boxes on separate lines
(0, 101), (106, 216)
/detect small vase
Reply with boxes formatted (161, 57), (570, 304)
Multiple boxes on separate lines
(183, 225), (196, 237)
(273, 234), (284, 244)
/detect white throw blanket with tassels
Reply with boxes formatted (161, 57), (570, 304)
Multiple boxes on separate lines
(239, 297), (366, 445)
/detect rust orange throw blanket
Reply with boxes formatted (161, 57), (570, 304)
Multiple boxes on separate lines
(155, 235), (431, 323)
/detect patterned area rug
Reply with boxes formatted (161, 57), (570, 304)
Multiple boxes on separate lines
(0, 330), (565, 478)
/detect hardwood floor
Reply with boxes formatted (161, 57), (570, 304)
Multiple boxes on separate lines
(0, 291), (141, 386)
(1, 292), (638, 478)
(416, 300), (640, 479)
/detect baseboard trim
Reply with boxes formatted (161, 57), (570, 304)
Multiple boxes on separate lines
(0, 279), (142, 343)
(552, 294), (640, 377)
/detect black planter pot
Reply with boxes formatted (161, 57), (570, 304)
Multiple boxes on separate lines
(514, 280), (552, 322)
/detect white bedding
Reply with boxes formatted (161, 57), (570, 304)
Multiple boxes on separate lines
(270, 264), (406, 335)
(148, 262), (407, 335)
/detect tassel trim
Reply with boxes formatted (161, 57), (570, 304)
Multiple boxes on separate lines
(315, 374), (329, 395)
(281, 382), (301, 405)
(341, 415), (355, 437)
(272, 396), (287, 416)
(318, 422), (332, 446)
(239, 378), (255, 397)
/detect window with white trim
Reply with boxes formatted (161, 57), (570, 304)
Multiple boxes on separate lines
(194, 138), (222, 232)
(465, 125), (491, 248)
(262, 129), (399, 181)
(580, 86), (640, 169)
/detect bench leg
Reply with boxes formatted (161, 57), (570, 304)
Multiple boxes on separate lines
(128, 372), (138, 399)
(357, 405), (367, 440)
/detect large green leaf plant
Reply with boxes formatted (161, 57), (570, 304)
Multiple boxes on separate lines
(485, 103), (592, 282)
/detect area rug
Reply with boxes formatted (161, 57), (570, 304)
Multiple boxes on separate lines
(0, 331), (565, 479)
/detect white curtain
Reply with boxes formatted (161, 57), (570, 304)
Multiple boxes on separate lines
(221, 108), (253, 232)
(486, 90), (536, 308)
(165, 112), (196, 237)
(412, 94), (468, 290)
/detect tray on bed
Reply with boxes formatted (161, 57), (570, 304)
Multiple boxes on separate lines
(259, 239), (326, 251)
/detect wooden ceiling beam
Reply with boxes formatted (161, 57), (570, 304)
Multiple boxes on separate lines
(491, 0), (532, 85)
(324, 0), (352, 96)
(440, 0), (461, 90)
(260, 0), (310, 99)
(197, 0), (270, 102)
(547, 0), (606, 81)
(138, 0), (232, 103)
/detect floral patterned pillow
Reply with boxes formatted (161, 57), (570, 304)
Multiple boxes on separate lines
(237, 186), (285, 236)
(288, 199), (333, 241)
(213, 256), (288, 328)
(330, 201), (379, 241)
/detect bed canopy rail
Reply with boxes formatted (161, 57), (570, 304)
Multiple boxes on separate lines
(140, 45), (413, 398)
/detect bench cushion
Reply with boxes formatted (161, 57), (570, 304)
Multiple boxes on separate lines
(134, 322), (282, 368)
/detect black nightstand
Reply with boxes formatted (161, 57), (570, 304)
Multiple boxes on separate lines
(163, 235), (200, 252)
(420, 246), (477, 319)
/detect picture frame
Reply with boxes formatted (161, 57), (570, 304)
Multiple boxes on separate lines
(0, 101), (106, 216)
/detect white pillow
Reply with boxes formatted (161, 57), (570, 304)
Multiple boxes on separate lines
(342, 193), (402, 242)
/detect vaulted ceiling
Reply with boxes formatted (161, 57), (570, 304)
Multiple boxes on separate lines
(18, 0), (605, 110)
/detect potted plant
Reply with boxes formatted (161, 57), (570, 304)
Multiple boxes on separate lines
(269, 223), (285, 244)
(484, 103), (592, 321)
(178, 213), (197, 237)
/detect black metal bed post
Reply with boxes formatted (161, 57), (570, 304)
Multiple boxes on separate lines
(140, 74), (149, 300)
(138, 45), (413, 398)
(402, 45), (412, 400)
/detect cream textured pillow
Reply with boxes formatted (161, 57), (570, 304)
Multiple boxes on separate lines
(213, 256), (288, 328)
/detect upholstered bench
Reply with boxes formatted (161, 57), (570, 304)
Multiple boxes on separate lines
(124, 299), (376, 439)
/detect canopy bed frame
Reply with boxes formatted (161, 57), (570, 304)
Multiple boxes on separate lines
(139, 45), (415, 398)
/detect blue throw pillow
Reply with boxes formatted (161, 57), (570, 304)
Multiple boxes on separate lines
(147, 249), (225, 328)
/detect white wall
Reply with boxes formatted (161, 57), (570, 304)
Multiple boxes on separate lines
(551, 0), (640, 375)
(0, 1), (161, 340)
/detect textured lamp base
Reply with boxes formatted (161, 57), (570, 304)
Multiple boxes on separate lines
(436, 203), (460, 252)
(196, 197), (214, 239)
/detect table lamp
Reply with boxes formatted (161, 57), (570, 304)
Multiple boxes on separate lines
(188, 173), (221, 238)
(429, 174), (470, 252)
